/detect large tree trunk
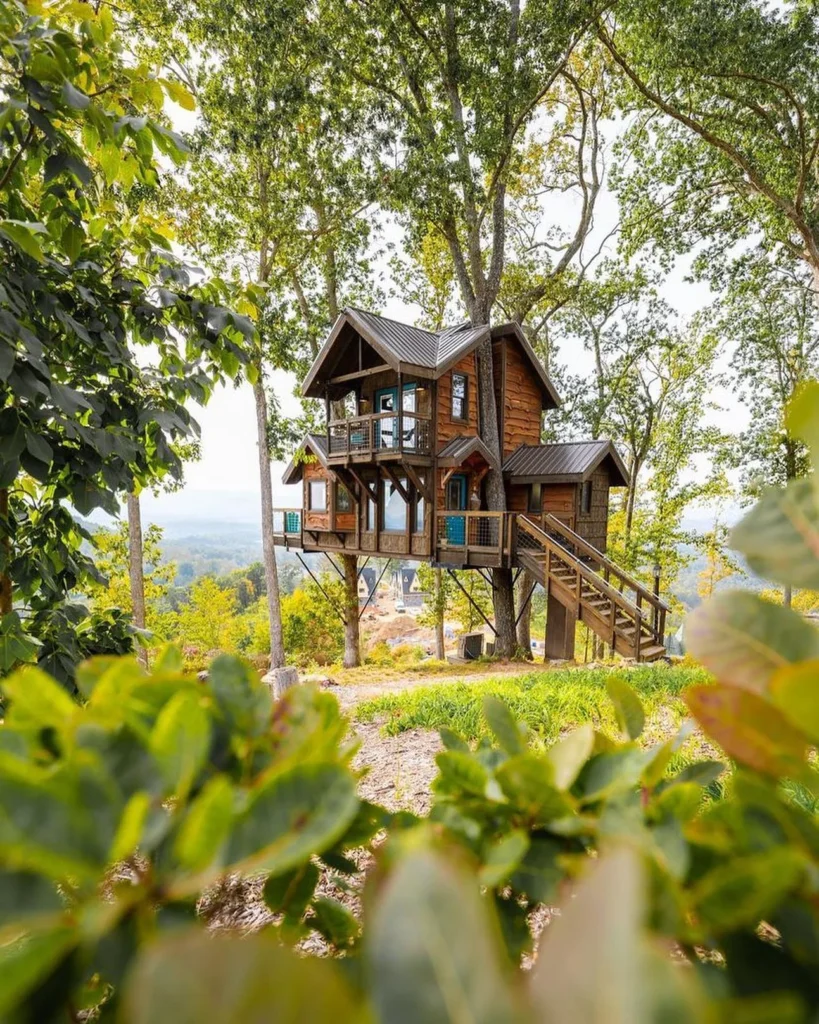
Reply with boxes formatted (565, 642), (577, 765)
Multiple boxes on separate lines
(0, 488), (11, 617)
(126, 492), (148, 668)
(341, 553), (360, 668)
(434, 568), (446, 660)
(515, 569), (534, 658)
(253, 377), (286, 671)
(472, 334), (517, 657)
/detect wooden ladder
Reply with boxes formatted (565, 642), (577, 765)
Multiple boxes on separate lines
(515, 515), (668, 662)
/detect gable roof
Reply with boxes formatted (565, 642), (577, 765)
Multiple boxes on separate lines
(437, 434), (500, 471)
(503, 440), (629, 487)
(301, 308), (557, 405)
(281, 433), (330, 485)
(491, 322), (561, 409)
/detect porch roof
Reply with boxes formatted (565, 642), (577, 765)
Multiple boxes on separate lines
(437, 434), (500, 471)
(503, 440), (629, 487)
(281, 433), (330, 485)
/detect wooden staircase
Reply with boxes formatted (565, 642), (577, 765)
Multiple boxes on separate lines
(515, 514), (669, 662)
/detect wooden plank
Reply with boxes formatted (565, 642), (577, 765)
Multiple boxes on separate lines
(329, 363), (391, 384)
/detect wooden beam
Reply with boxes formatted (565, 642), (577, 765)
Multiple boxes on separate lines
(403, 463), (433, 504)
(382, 464), (410, 504)
(445, 569), (497, 636)
(347, 466), (378, 504)
(329, 363), (391, 385)
(441, 467), (457, 491)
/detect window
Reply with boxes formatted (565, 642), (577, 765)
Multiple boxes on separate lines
(367, 497), (376, 532)
(451, 372), (468, 421)
(415, 493), (425, 532)
(308, 479), (326, 511)
(528, 482), (542, 513)
(581, 480), (593, 515)
(335, 485), (352, 512)
(383, 476), (408, 532)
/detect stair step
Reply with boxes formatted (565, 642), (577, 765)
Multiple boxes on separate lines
(636, 644), (667, 662)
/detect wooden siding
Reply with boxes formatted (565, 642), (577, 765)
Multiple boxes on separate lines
(575, 466), (610, 553)
(437, 352), (478, 445)
(303, 462), (330, 531)
(500, 339), (543, 456)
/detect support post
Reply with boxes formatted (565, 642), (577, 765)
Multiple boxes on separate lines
(544, 592), (576, 661)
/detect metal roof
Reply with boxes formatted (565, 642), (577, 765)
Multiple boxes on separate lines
(301, 308), (557, 403)
(503, 440), (629, 487)
(281, 433), (329, 485)
(437, 434), (500, 470)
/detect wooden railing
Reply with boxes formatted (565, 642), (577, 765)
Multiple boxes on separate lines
(515, 515), (664, 658)
(435, 510), (504, 557)
(327, 411), (432, 457)
(271, 507), (302, 545)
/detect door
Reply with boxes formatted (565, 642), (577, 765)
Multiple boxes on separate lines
(445, 473), (468, 545)
(375, 384), (416, 450)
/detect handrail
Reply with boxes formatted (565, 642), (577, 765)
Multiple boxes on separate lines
(328, 410), (432, 426)
(537, 512), (671, 613)
(517, 516), (647, 627)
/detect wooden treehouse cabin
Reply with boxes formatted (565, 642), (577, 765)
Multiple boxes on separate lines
(273, 307), (669, 661)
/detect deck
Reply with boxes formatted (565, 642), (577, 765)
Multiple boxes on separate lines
(327, 412), (432, 462)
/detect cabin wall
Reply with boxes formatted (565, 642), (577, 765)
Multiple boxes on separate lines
(499, 339), (543, 457)
(437, 352), (479, 445)
(574, 467), (610, 552)
(357, 371), (433, 418)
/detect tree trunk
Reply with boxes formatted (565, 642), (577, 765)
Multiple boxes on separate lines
(341, 553), (360, 668)
(253, 377), (286, 671)
(784, 584), (793, 608)
(516, 569), (534, 658)
(126, 492), (148, 668)
(434, 568), (446, 660)
(0, 488), (11, 617)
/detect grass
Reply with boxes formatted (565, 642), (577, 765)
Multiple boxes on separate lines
(355, 663), (714, 751)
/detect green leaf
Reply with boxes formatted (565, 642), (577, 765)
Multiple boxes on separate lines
(509, 836), (564, 903)
(310, 897), (360, 948)
(0, 870), (62, 926)
(577, 745), (657, 803)
(1, 665), (76, 730)
(149, 690), (210, 799)
(786, 381), (819, 469)
(769, 660), (819, 744)
(685, 592), (819, 694)
(227, 762), (358, 876)
(433, 751), (491, 798)
(731, 478), (819, 590)
(98, 141), (121, 184)
(61, 222), (85, 263)
(531, 845), (705, 1023)
(162, 78), (196, 111)
(263, 861), (319, 920)
(25, 432), (52, 466)
(209, 655), (271, 738)
(366, 847), (525, 1024)
(110, 791), (151, 862)
(174, 775), (234, 871)
(482, 696), (525, 754)
(0, 925), (75, 1018)
(479, 830), (530, 888)
(606, 677), (645, 739)
(0, 615), (39, 673)
(61, 80), (90, 110)
(0, 221), (44, 263)
(547, 724), (594, 790)
(121, 931), (362, 1023)
(693, 849), (805, 933)
(685, 684), (809, 780)
(495, 754), (573, 820)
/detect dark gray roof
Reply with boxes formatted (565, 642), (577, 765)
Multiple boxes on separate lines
(281, 433), (329, 485)
(503, 440), (629, 487)
(302, 308), (554, 400)
(437, 435), (500, 470)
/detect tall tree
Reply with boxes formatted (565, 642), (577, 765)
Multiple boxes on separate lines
(0, 1), (251, 683)
(599, 0), (819, 294)
(326, 0), (607, 655)
(156, 0), (379, 670)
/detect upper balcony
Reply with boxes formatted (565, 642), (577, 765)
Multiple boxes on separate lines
(327, 410), (432, 462)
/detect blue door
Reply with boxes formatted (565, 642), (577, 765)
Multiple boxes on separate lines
(445, 474), (468, 545)
(375, 384), (417, 450)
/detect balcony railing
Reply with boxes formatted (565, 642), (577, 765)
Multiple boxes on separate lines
(328, 411), (432, 458)
(271, 508), (302, 546)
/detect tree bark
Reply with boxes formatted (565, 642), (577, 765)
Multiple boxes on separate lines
(253, 376), (286, 670)
(784, 584), (793, 608)
(126, 492), (148, 668)
(341, 553), (361, 668)
(434, 568), (446, 660)
(0, 488), (11, 617)
(515, 569), (534, 658)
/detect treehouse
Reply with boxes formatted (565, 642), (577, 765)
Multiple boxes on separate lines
(274, 307), (668, 661)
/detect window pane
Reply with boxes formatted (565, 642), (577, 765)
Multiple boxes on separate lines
(309, 480), (326, 511)
(367, 498), (376, 531)
(415, 494), (425, 532)
(581, 481), (592, 514)
(452, 373), (467, 420)
(528, 482), (541, 513)
(336, 486), (352, 512)
(383, 477), (407, 531)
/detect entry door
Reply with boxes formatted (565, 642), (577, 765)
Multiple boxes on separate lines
(445, 473), (468, 545)
(375, 385), (416, 450)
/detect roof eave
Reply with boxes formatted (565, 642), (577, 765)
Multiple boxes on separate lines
(301, 310), (402, 398)
(281, 434), (330, 485)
